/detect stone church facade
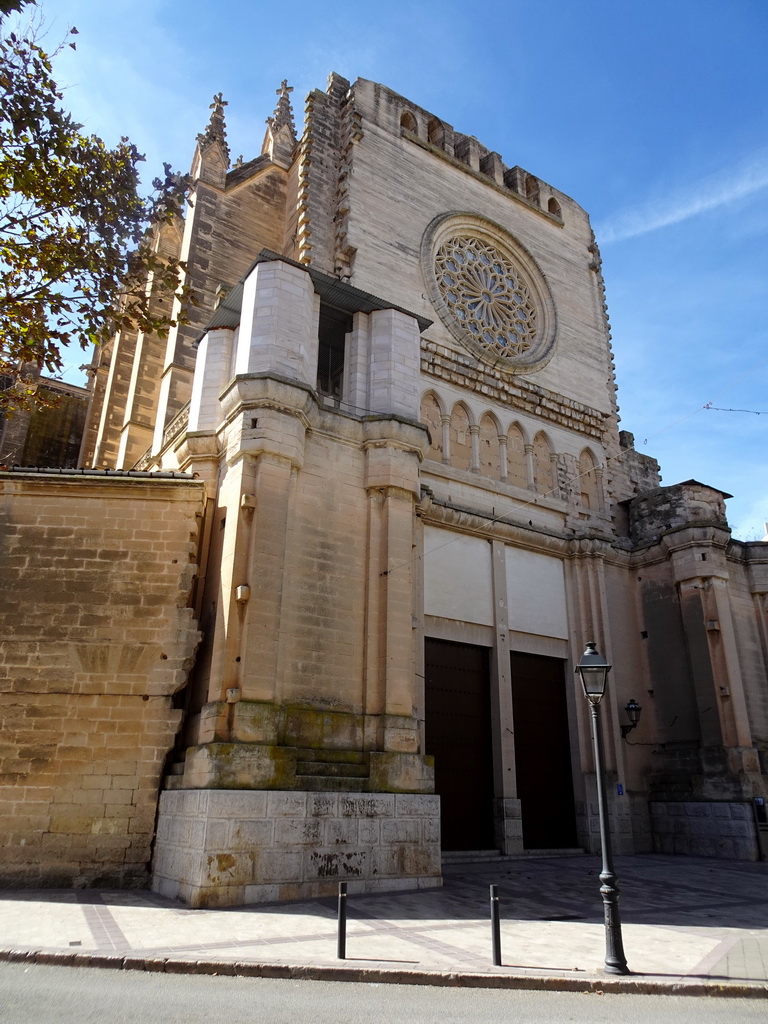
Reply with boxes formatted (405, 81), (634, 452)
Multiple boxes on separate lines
(2, 75), (767, 905)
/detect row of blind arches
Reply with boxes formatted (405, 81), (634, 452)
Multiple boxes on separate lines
(420, 392), (604, 511)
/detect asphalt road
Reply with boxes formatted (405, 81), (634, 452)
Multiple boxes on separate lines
(0, 964), (765, 1023)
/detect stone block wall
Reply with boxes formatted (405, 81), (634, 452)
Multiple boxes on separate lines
(0, 470), (205, 886)
(152, 789), (441, 907)
(649, 801), (759, 860)
(576, 786), (649, 857)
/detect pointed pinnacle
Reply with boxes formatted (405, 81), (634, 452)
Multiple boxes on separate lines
(197, 92), (230, 160)
(266, 79), (297, 141)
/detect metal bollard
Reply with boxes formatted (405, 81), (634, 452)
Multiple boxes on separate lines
(490, 883), (502, 966)
(337, 881), (347, 959)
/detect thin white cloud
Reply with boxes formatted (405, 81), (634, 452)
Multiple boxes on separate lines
(596, 154), (768, 244)
(729, 486), (768, 542)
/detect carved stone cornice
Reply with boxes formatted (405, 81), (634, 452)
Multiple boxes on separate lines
(420, 339), (608, 441)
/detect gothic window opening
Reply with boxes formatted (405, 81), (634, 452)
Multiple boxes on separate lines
(317, 304), (352, 400)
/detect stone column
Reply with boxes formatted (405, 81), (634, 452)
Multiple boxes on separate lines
(362, 418), (432, 792)
(343, 311), (370, 413)
(595, 465), (606, 512)
(498, 435), (508, 482)
(441, 414), (451, 465)
(469, 424), (481, 473)
(524, 442), (535, 490)
(490, 540), (522, 853)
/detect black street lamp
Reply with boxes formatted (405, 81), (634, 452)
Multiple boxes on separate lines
(576, 641), (630, 975)
(621, 698), (642, 740)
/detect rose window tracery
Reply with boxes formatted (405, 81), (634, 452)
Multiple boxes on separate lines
(422, 214), (557, 373)
(435, 237), (538, 359)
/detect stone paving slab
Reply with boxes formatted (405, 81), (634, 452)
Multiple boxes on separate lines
(1, 854), (767, 997)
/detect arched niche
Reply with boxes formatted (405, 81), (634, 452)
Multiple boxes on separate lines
(400, 110), (418, 134)
(449, 402), (472, 471)
(479, 412), (501, 481)
(420, 392), (444, 460)
(533, 431), (554, 495)
(578, 448), (601, 510)
(427, 117), (445, 148)
(507, 422), (527, 489)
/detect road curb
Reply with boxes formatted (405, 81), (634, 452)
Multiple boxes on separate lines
(2, 948), (766, 999)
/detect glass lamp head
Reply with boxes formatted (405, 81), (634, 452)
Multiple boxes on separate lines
(577, 641), (611, 704)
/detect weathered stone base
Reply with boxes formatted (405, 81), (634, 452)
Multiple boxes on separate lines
(650, 801), (759, 860)
(152, 789), (442, 908)
(576, 780), (637, 856)
(493, 798), (523, 854)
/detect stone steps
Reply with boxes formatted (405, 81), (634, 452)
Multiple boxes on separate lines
(442, 848), (585, 865)
(296, 759), (369, 778)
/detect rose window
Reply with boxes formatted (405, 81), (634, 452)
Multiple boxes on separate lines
(434, 237), (538, 359)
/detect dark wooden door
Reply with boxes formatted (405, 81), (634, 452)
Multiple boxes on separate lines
(510, 651), (577, 849)
(424, 638), (495, 851)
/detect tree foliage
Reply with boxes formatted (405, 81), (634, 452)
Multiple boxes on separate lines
(0, 4), (194, 411)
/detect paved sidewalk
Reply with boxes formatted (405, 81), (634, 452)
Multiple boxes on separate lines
(1, 854), (767, 997)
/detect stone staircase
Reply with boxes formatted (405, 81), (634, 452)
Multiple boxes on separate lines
(295, 749), (370, 791)
(162, 748), (372, 792)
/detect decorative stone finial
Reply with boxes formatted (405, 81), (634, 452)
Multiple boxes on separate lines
(197, 92), (230, 161)
(266, 80), (297, 142)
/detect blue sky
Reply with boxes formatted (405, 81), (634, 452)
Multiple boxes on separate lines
(23, 0), (768, 539)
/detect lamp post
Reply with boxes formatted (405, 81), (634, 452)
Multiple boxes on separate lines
(576, 641), (630, 975)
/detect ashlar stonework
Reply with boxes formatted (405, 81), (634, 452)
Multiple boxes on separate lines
(2, 74), (767, 904)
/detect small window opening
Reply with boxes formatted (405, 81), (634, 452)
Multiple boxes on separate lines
(525, 174), (539, 206)
(400, 110), (417, 133)
(317, 304), (352, 400)
(547, 196), (562, 218)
